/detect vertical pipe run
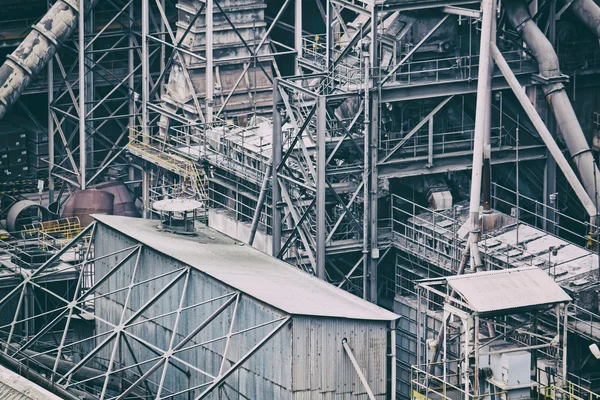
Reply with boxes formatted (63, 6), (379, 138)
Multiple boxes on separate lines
(325, 0), (333, 70)
(271, 84), (283, 257)
(562, 304), (568, 386)
(316, 95), (327, 280)
(206, 0), (214, 123)
(369, 5), (379, 303)
(468, 0), (495, 266)
(141, 0), (149, 218)
(48, 44), (54, 203)
(79, 0), (86, 189)
(427, 117), (434, 166)
(363, 53), (370, 300)
(295, 0), (302, 75)
(490, 44), (597, 218)
(482, 0), (497, 211)
(474, 315), (480, 394)
(390, 320), (397, 400)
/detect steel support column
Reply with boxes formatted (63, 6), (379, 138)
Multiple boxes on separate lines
(468, 0), (495, 268)
(142, 0), (150, 218)
(206, 0), (214, 123)
(368, 5), (379, 303)
(295, 0), (302, 75)
(48, 39), (55, 203)
(316, 95), (327, 280)
(272, 83), (283, 257)
(79, 0), (86, 189)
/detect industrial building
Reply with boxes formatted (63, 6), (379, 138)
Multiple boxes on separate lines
(0, 0), (599, 398)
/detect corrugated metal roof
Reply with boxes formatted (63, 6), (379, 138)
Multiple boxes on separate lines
(93, 215), (399, 321)
(445, 266), (571, 314)
(0, 366), (63, 400)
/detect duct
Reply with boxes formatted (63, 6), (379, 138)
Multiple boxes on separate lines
(6, 200), (51, 233)
(560, 0), (600, 39)
(0, 0), (99, 120)
(504, 0), (600, 210)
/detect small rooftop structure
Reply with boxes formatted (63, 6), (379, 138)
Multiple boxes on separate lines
(443, 266), (572, 315)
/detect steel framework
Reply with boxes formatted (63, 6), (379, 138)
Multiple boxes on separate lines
(0, 222), (292, 399)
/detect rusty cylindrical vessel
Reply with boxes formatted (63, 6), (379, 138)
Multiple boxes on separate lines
(62, 189), (114, 226)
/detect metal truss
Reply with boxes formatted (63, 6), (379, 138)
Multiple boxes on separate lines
(47, 0), (162, 198)
(267, 0), (548, 304)
(0, 222), (291, 399)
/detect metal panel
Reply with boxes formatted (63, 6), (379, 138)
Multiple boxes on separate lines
(94, 223), (294, 399)
(94, 214), (399, 321)
(291, 316), (388, 399)
(0, 365), (63, 400)
(445, 266), (572, 313)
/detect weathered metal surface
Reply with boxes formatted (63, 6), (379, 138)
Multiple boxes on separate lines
(93, 214), (399, 321)
(93, 216), (397, 398)
(62, 189), (114, 226)
(0, 365), (64, 400)
(445, 266), (572, 314)
(291, 316), (388, 399)
(92, 180), (139, 218)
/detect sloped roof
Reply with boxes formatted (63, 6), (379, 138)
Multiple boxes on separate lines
(445, 266), (572, 314)
(93, 215), (399, 321)
(0, 365), (63, 400)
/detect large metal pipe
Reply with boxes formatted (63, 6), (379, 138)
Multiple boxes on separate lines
(468, 0), (495, 269)
(0, 0), (98, 120)
(560, 0), (600, 39)
(491, 43), (597, 218)
(504, 0), (600, 210)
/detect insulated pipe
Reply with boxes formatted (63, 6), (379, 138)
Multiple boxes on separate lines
(504, 0), (600, 211)
(468, 0), (495, 268)
(561, 0), (600, 39)
(491, 43), (598, 218)
(0, 0), (99, 120)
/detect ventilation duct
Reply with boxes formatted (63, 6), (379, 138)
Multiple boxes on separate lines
(0, 0), (99, 120)
(504, 0), (600, 208)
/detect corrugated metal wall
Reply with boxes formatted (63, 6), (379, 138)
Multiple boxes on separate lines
(291, 316), (388, 400)
(93, 222), (393, 399)
(94, 223), (293, 399)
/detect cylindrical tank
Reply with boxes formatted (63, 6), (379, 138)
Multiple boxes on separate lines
(93, 180), (139, 217)
(62, 189), (114, 226)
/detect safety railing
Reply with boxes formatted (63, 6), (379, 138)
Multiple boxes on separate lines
(380, 50), (533, 87)
(491, 182), (600, 249)
(128, 126), (208, 201)
(391, 194), (464, 274)
(411, 362), (506, 400)
(538, 380), (600, 400)
(566, 303), (600, 342)
(380, 125), (504, 161)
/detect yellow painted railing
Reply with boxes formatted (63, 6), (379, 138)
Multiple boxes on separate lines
(127, 126), (208, 200)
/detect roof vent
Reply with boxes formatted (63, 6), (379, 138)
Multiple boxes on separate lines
(152, 198), (205, 234)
